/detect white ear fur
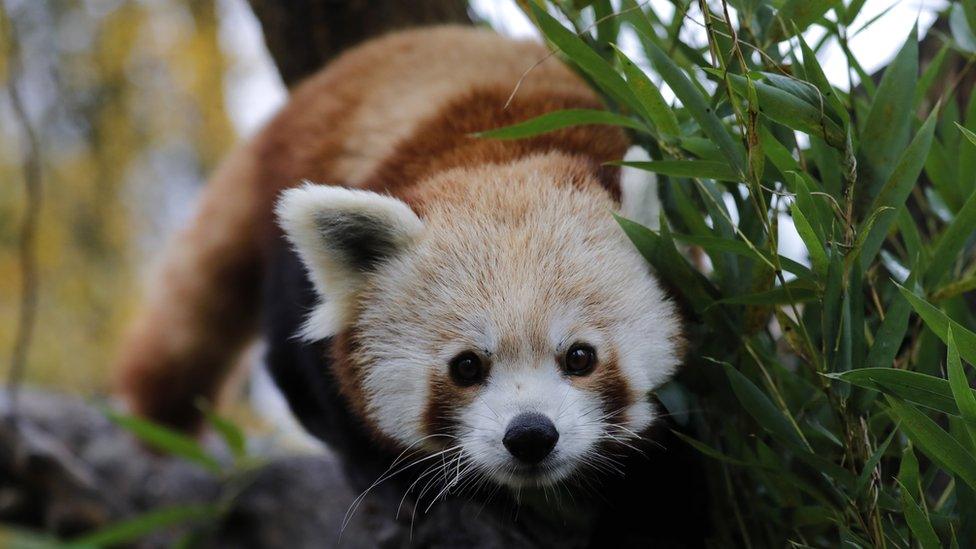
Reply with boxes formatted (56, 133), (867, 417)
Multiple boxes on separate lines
(275, 182), (424, 340)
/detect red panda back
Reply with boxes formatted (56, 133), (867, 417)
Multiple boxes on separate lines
(114, 25), (627, 431)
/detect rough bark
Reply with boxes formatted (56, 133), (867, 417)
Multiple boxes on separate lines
(246, 0), (472, 87)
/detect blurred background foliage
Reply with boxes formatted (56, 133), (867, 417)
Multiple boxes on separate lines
(1, 0), (236, 391)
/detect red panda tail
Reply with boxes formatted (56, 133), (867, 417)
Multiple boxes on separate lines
(113, 142), (272, 431)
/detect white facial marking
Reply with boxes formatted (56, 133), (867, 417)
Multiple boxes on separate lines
(457, 364), (606, 487)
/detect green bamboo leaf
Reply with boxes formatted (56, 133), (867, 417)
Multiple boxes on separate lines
(197, 399), (247, 461)
(528, 3), (641, 113)
(898, 284), (976, 365)
(887, 397), (976, 490)
(843, 0), (869, 24)
(797, 35), (849, 126)
(614, 213), (659, 265)
(611, 45), (680, 136)
(899, 442), (922, 501)
(828, 368), (964, 415)
(721, 361), (809, 449)
(849, 3), (899, 39)
(854, 427), (898, 497)
(761, 126), (801, 174)
(790, 204), (828, 277)
(925, 138), (960, 210)
(859, 26), (919, 198)
(727, 74), (845, 148)
(640, 36), (746, 173)
(760, 72), (822, 110)
(70, 504), (220, 547)
(958, 121), (976, 147)
(671, 430), (755, 467)
(475, 109), (646, 139)
(614, 214), (717, 314)
(859, 108), (938, 266)
(898, 447), (941, 549)
(611, 160), (739, 181)
(901, 489), (941, 549)
(670, 233), (814, 280)
(865, 274), (917, 369)
(948, 327), (976, 447)
(933, 274), (976, 301)
(592, 0), (619, 48)
(846, 205), (894, 268)
(105, 410), (222, 474)
(915, 43), (950, 107)
(767, 0), (841, 42)
(897, 207), (927, 264)
(718, 284), (818, 306)
(926, 185), (976, 287)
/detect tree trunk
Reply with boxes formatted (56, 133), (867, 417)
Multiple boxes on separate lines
(246, 0), (472, 87)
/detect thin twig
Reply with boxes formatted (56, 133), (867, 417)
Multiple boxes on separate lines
(2, 3), (43, 420)
(504, 0), (651, 109)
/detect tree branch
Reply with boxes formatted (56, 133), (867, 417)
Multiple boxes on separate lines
(2, 1), (42, 421)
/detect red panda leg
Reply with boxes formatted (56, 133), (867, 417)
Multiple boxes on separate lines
(113, 143), (273, 432)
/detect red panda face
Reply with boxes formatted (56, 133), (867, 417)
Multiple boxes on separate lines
(277, 153), (682, 489)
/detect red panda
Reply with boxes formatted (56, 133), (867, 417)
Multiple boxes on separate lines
(115, 25), (684, 494)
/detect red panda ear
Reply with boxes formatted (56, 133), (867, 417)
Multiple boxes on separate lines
(275, 182), (424, 339)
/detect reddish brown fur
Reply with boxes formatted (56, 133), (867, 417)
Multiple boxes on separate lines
(114, 26), (629, 431)
(423, 374), (478, 446)
(362, 87), (628, 203)
(572, 348), (632, 423)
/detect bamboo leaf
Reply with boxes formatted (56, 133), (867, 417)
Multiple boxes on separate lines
(639, 35), (746, 173)
(926, 185), (976, 287)
(797, 34), (849, 126)
(718, 284), (818, 306)
(475, 109), (646, 139)
(721, 361), (809, 449)
(612, 45), (680, 136)
(672, 430), (756, 467)
(528, 3), (641, 113)
(198, 399), (247, 462)
(70, 504), (220, 547)
(898, 446), (942, 549)
(859, 26), (919, 198)
(768, 0), (841, 42)
(671, 233), (814, 280)
(865, 274), (917, 369)
(828, 368), (965, 415)
(612, 160), (739, 181)
(859, 108), (938, 266)
(614, 215), (718, 314)
(916, 43), (950, 107)
(854, 427), (897, 497)
(898, 284), (976, 366)
(948, 327), (976, 448)
(105, 410), (222, 474)
(790, 204), (828, 277)
(727, 74), (846, 148)
(959, 121), (976, 147)
(887, 397), (976, 490)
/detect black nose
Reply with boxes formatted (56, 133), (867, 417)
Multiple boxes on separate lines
(503, 412), (559, 464)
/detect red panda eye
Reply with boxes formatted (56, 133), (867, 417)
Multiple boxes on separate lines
(563, 344), (596, 376)
(449, 351), (484, 386)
